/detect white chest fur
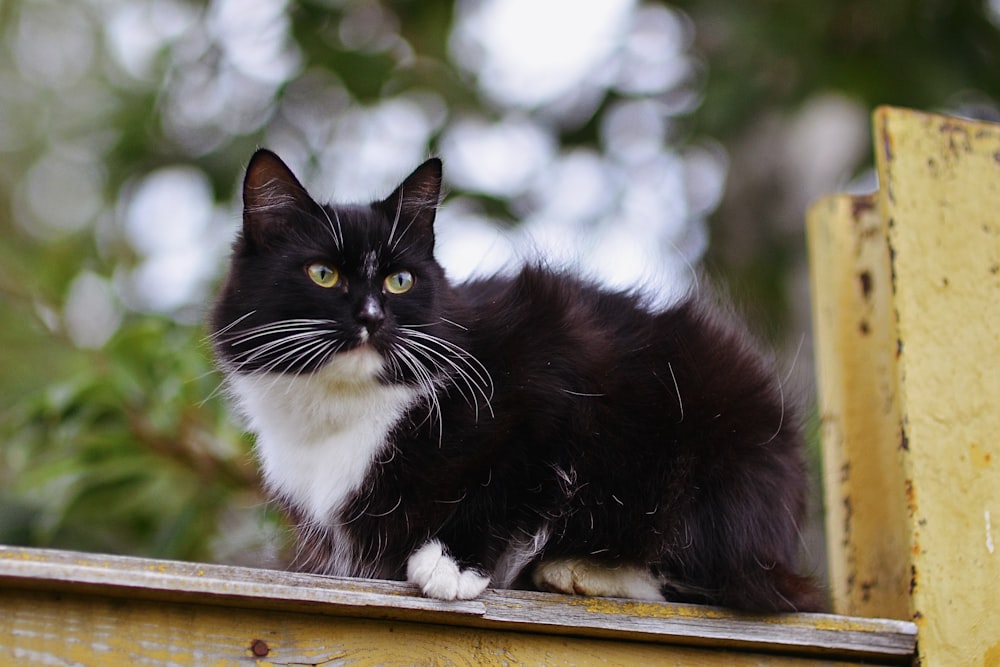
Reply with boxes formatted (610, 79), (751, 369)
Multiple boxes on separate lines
(227, 347), (421, 529)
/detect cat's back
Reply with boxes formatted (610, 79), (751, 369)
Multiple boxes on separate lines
(450, 264), (677, 411)
(455, 264), (651, 337)
(451, 264), (790, 453)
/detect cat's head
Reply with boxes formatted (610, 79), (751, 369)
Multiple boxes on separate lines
(210, 149), (451, 381)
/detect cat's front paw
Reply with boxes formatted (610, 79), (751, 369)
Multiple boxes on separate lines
(406, 540), (490, 601)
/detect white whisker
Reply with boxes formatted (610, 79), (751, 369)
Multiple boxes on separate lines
(391, 214), (420, 253)
(757, 334), (803, 447)
(401, 328), (494, 398)
(230, 330), (327, 364)
(390, 343), (444, 443)
(212, 318), (351, 393)
(398, 328), (495, 420)
(366, 496), (403, 518)
(207, 310), (258, 341)
(667, 361), (684, 423)
(387, 184), (405, 251)
(218, 319), (337, 346)
(316, 205), (344, 250)
(401, 337), (479, 415)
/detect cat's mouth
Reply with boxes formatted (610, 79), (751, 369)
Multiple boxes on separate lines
(316, 342), (386, 384)
(340, 327), (395, 370)
(352, 325), (389, 354)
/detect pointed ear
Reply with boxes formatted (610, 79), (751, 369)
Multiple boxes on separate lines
(381, 158), (442, 251)
(242, 149), (314, 248)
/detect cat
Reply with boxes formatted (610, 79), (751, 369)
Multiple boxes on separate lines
(209, 148), (824, 613)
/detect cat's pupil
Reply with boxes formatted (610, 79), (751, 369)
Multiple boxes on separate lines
(307, 262), (339, 288)
(385, 271), (414, 294)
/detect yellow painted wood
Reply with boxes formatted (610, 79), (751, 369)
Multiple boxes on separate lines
(871, 106), (1000, 666)
(807, 193), (910, 619)
(0, 546), (917, 665)
(1, 587), (864, 667)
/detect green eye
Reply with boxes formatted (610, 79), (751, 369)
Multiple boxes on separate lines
(384, 270), (414, 294)
(306, 262), (340, 288)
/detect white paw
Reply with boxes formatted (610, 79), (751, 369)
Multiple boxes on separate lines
(532, 558), (666, 601)
(406, 540), (490, 601)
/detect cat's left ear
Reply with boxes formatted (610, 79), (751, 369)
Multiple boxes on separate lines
(381, 158), (442, 251)
(242, 149), (316, 249)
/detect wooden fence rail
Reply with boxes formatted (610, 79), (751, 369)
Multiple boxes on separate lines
(1, 546), (914, 665)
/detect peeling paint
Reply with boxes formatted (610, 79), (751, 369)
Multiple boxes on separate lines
(987, 510), (995, 555)
(874, 106), (1000, 667)
(807, 189), (909, 619)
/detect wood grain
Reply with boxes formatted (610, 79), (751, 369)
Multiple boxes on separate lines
(0, 546), (915, 665)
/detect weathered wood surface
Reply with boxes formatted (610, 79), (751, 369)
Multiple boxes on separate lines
(807, 192), (910, 619)
(0, 546), (916, 665)
(875, 106), (1000, 666)
(809, 106), (1000, 666)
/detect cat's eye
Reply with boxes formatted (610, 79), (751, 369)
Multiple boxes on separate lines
(384, 270), (414, 294)
(306, 262), (340, 288)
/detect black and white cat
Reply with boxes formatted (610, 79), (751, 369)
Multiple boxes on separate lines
(210, 149), (824, 612)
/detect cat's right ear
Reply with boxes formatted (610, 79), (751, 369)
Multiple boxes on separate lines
(241, 149), (313, 248)
(380, 158), (443, 252)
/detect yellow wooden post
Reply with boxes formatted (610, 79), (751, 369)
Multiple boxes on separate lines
(877, 106), (1000, 665)
(810, 106), (1000, 666)
(807, 193), (910, 620)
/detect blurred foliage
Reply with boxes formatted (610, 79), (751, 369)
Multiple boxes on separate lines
(680, 0), (1000, 136)
(0, 0), (997, 567)
(2, 317), (256, 558)
(676, 0), (1000, 323)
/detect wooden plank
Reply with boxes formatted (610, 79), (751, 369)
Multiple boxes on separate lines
(0, 546), (916, 664)
(1, 587), (863, 667)
(806, 193), (910, 619)
(873, 106), (1000, 666)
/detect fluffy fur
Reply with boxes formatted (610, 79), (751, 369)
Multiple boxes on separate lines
(210, 149), (824, 613)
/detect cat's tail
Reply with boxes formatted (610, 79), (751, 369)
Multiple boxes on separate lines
(719, 563), (827, 614)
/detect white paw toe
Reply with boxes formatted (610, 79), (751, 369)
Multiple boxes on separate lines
(406, 540), (490, 601)
(455, 568), (491, 599)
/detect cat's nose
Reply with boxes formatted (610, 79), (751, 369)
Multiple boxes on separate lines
(357, 296), (385, 334)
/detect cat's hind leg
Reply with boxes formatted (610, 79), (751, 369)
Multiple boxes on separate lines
(532, 558), (666, 601)
(406, 539), (491, 601)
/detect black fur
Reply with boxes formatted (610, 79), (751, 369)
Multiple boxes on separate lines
(211, 149), (824, 613)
